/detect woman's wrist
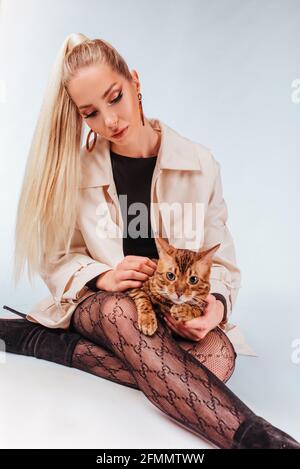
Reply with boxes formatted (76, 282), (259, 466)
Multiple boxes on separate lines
(211, 292), (228, 327)
(96, 269), (114, 290)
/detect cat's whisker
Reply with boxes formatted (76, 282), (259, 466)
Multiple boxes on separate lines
(188, 299), (197, 305)
(188, 297), (208, 310)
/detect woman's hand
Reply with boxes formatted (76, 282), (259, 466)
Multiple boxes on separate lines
(96, 255), (157, 292)
(163, 293), (224, 341)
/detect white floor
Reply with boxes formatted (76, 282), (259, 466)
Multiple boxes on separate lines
(0, 291), (299, 449)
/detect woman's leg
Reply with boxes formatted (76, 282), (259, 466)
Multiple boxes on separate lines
(2, 295), (299, 448)
(0, 314), (140, 393)
(1, 308), (235, 389)
(70, 290), (256, 449)
(70, 290), (300, 449)
(71, 321), (236, 386)
(172, 327), (236, 384)
(71, 336), (138, 390)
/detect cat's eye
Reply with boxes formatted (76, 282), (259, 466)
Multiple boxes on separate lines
(189, 275), (199, 285)
(166, 272), (176, 281)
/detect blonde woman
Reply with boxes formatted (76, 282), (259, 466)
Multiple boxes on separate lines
(1, 33), (299, 449)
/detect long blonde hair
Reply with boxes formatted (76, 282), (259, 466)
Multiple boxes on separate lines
(13, 32), (133, 286)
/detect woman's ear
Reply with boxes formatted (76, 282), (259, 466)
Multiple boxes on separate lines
(130, 69), (140, 90)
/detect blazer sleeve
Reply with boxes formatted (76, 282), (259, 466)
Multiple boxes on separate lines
(204, 154), (242, 319)
(38, 224), (113, 304)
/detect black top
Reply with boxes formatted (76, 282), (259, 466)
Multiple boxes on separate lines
(110, 150), (159, 260)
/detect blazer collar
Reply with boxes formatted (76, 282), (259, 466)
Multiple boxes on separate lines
(79, 117), (202, 188)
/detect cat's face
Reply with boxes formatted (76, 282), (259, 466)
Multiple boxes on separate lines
(152, 237), (220, 306)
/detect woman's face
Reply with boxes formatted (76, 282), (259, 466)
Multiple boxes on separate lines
(68, 63), (141, 142)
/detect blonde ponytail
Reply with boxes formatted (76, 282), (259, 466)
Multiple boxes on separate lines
(13, 32), (132, 286)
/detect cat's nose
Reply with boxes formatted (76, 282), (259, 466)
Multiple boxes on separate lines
(176, 291), (184, 298)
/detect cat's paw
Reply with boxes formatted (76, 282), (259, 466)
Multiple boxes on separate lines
(138, 312), (158, 336)
(170, 304), (202, 322)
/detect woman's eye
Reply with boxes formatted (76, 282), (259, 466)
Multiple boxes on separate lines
(84, 91), (123, 119)
(84, 111), (98, 119)
(110, 90), (123, 104)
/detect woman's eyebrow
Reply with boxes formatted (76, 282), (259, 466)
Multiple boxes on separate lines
(79, 81), (118, 109)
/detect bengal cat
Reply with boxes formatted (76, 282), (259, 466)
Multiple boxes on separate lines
(127, 237), (221, 336)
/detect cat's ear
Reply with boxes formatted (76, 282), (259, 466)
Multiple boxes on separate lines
(195, 243), (221, 264)
(154, 234), (175, 256)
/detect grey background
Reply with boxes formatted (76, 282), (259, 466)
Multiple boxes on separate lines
(0, 0), (299, 448)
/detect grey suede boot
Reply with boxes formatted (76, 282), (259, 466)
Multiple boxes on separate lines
(232, 415), (300, 449)
(1, 305), (81, 367)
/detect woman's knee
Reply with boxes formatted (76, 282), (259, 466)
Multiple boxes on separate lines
(72, 290), (138, 339)
(81, 290), (138, 333)
(187, 327), (237, 383)
(97, 291), (138, 318)
(215, 328), (237, 382)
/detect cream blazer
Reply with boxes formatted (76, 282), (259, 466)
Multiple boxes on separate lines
(26, 117), (257, 356)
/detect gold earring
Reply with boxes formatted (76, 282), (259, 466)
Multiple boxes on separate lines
(86, 129), (97, 152)
(138, 92), (145, 126)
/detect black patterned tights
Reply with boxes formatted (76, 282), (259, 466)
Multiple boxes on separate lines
(70, 290), (255, 449)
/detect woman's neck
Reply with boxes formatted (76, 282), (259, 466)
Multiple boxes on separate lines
(110, 118), (161, 158)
